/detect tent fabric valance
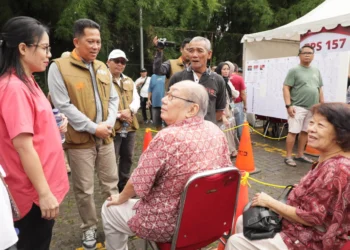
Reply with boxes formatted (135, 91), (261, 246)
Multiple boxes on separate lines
(241, 0), (350, 43)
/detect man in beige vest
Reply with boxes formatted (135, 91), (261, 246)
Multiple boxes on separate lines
(106, 49), (140, 193)
(152, 37), (191, 90)
(48, 19), (119, 250)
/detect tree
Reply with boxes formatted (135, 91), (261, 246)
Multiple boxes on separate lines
(0, 0), (325, 89)
(53, 0), (221, 78)
(206, 0), (325, 65)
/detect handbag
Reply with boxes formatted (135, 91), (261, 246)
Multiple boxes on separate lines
(0, 172), (21, 220)
(243, 185), (294, 240)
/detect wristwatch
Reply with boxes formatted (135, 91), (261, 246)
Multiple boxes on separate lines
(285, 104), (292, 108)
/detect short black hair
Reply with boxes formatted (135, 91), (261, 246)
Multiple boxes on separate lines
(298, 44), (315, 55)
(311, 103), (350, 151)
(73, 19), (100, 38)
(181, 38), (191, 48)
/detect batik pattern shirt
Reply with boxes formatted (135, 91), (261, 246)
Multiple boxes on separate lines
(128, 116), (231, 242)
(280, 155), (350, 250)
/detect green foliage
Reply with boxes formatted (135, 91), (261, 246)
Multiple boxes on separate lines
(1, 0), (325, 87)
(270, 0), (324, 27)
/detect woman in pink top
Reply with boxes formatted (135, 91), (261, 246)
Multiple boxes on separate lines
(225, 103), (350, 250)
(0, 16), (69, 250)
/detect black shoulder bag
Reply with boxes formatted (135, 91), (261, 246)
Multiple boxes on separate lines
(243, 185), (294, 240)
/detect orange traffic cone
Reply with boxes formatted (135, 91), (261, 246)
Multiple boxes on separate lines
(235, 122), (255, 172)
(304, 144), (320, 157)
(232, 171), (249, 233)
(142, 128), (152, 152)
(216, 171), (250, 250)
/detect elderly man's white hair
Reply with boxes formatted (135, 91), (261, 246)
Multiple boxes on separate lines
(190, 36), (211, 51)
(173, 80), (208, 117)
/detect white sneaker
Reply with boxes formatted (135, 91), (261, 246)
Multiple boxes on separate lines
(82, 228), (97, 250)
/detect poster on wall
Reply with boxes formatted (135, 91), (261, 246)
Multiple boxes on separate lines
(245, 52), (349, 120)
(300, 25), (350, 53)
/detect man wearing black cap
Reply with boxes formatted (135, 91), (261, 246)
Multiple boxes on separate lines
(135, 68), (152, 123)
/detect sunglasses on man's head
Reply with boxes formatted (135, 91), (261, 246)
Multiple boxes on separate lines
(111, 58), (126, 65)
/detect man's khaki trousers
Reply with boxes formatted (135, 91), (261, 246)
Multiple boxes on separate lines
(68, 142), (119, 231)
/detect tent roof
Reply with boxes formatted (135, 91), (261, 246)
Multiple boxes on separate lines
(241, 0), (350, 43)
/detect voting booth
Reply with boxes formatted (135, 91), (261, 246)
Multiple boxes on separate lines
(241, 0), (350, 123)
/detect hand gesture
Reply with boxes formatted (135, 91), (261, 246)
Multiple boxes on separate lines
(39, 191), (59, 220)
(222, 116), (229, 127)
(251, 192), (274, 208)
(153, 36), (158, 47)
(106, 194), (126, 207)
(287, 106), (296, 118)
(119, 109), (133, 124)
(58, 113), (68, 133)
(95, 123), (112, 139)
(146, 100), (152, 108)
(120, 109), (132, 120)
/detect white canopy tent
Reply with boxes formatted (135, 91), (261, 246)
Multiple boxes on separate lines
(241, 0), (350, 63)
(242, 0), (350, 124)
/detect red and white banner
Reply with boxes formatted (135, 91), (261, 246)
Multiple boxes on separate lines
(300, 25), (350, 53)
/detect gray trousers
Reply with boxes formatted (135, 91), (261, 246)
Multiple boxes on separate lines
(113, 131), (136, 192)
(234, 102), (245, 139)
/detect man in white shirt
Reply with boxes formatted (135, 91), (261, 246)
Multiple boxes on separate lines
(0, 165), (18, 250)
(107, 49), (141, 192)
(135, 68), (152, 123)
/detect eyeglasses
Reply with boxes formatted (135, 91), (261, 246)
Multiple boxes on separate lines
(111, 58), (126, 65)
(300, 52), (314, 55)
(28, 44), (51, 55)
(166, 92), (195, 103)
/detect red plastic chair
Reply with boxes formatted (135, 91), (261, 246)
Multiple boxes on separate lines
(341, 241), (350, 250)
(146, 166), (241, 250)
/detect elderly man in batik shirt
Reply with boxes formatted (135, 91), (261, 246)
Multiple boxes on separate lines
(101, 81), (232, 249)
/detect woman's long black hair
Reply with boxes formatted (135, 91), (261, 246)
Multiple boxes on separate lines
(0, 16), (49, 92)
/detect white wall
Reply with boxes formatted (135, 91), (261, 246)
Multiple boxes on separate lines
(242, 39), (300, 74)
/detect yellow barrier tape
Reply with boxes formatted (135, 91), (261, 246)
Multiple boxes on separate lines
(141, 122), (287, 140)
(247, 176), (287, 189)
(241, 172), (287, 189)
(76, 243), (105, 250)
(222, 124), (287, 140)
(249, 126), (287, 140)
(222, 123), (245, 132)
(240, 172), (251, 188)
(147, 128), (158, 133)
